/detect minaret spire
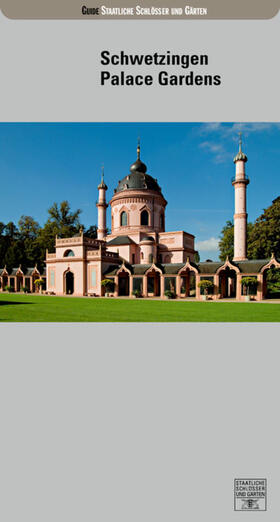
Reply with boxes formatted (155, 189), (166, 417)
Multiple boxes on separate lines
(238, 132), (242, 152)
(97, 165), (108, 240)
(232, 136), (249, 261)
(137, 137), (140, 159)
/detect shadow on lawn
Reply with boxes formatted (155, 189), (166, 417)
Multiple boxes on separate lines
(0, 301), (33, 306)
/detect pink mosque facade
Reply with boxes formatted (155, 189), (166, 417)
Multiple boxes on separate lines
(42, 140), (280, 300)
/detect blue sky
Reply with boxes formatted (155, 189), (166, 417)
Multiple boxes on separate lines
(0, 122), (279, 261)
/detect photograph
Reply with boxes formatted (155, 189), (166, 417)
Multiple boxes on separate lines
(0, 122), (280, 321)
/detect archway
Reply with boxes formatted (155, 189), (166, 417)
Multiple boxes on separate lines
(65, 271), (74, 295)
(262, 266), (280, 299)
(147, 269), (161, 296)
(118, 269), (129, 296)
(180, 269), (196, 297)
(218, 267), (237, 298)
(2, 275), (8, 290)
(16, 275), (23, 292)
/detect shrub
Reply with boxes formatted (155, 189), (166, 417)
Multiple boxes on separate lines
(132, 289), (142, 298)
(241, 276), (258, 296)
(101, 279), (115, 292)
(5, 285), (14, 292)
(34, 279), (44, 286)
(164, 290), (176, 299)
(198, 279), (214, 295)
(22, 286), (30, 293)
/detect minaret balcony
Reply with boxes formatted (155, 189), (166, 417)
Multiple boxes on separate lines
(231, 175), (250, 185)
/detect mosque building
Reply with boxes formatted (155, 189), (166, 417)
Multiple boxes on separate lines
(1, 138), (279, 299)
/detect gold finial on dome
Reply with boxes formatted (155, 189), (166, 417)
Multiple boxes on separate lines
(137, 137), (140, 159)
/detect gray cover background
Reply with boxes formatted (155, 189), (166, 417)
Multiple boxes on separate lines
(0, 324), (278, 521)
(0, 10), (279, 522)
(0, 12), (279, 121)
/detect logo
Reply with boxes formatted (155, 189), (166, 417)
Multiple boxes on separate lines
(234, 479), (267, 511)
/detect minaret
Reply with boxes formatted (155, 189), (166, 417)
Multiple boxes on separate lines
(96, 167), (108, 240)
(232, 133), (249, 261)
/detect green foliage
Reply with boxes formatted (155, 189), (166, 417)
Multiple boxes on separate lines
(5, 285), (14, 292)
(85, 225), (98, 238)
(266, 268), (280, 297)
(218, 221), (234, 261)
(219, 197), (280, 261)
(247, 197), (280, 259)
(101, 279), (115, 291)
(0, 201), (96, 273)
(34, 279), (44, 286)
(22, 286), (30, 293)
(132, 289), (142, 298)
(241, 276), (258, 295)
(198, 279), (214, 294)
(164, 290), (176, 299)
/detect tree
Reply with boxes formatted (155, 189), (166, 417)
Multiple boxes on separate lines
(247, 197), (280, 259)
(37, 201), (82, 263)
(219, 221), (234, 261)
(18, 216), (41, 268)
(46, 201), (82, 237)
(18, 215), (40, 239)
(1, 222), (22, 271)
(85, 225), (98, 238)
(219, 221), (253, 261)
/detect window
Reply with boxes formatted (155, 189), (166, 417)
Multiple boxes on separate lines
(148, 254), (153, 263)
(50, 269), (55, 286)
(160, 214), (164, 229)
(141, 209), (149, 226)
(120, 211), (127, 226)
(132, 253), (135, 264)
(64, 249), (75, 257)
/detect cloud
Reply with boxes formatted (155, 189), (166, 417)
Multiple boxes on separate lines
(200, 122), (280, 138)
(200, 123), (224, 133)
(198, 122), (280, 163)
(196, 237), (219, 251)
(199, 141), (231, 163)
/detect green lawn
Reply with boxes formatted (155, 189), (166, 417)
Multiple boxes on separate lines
(0, 293), (280, 321)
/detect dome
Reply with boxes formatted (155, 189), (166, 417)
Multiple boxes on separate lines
(130, 158), (147, 173)
(114, 142), (162, 194)
(233, 151), (248, 163)
(233, 135), (248, 163)
(98, 167), (108, 190)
